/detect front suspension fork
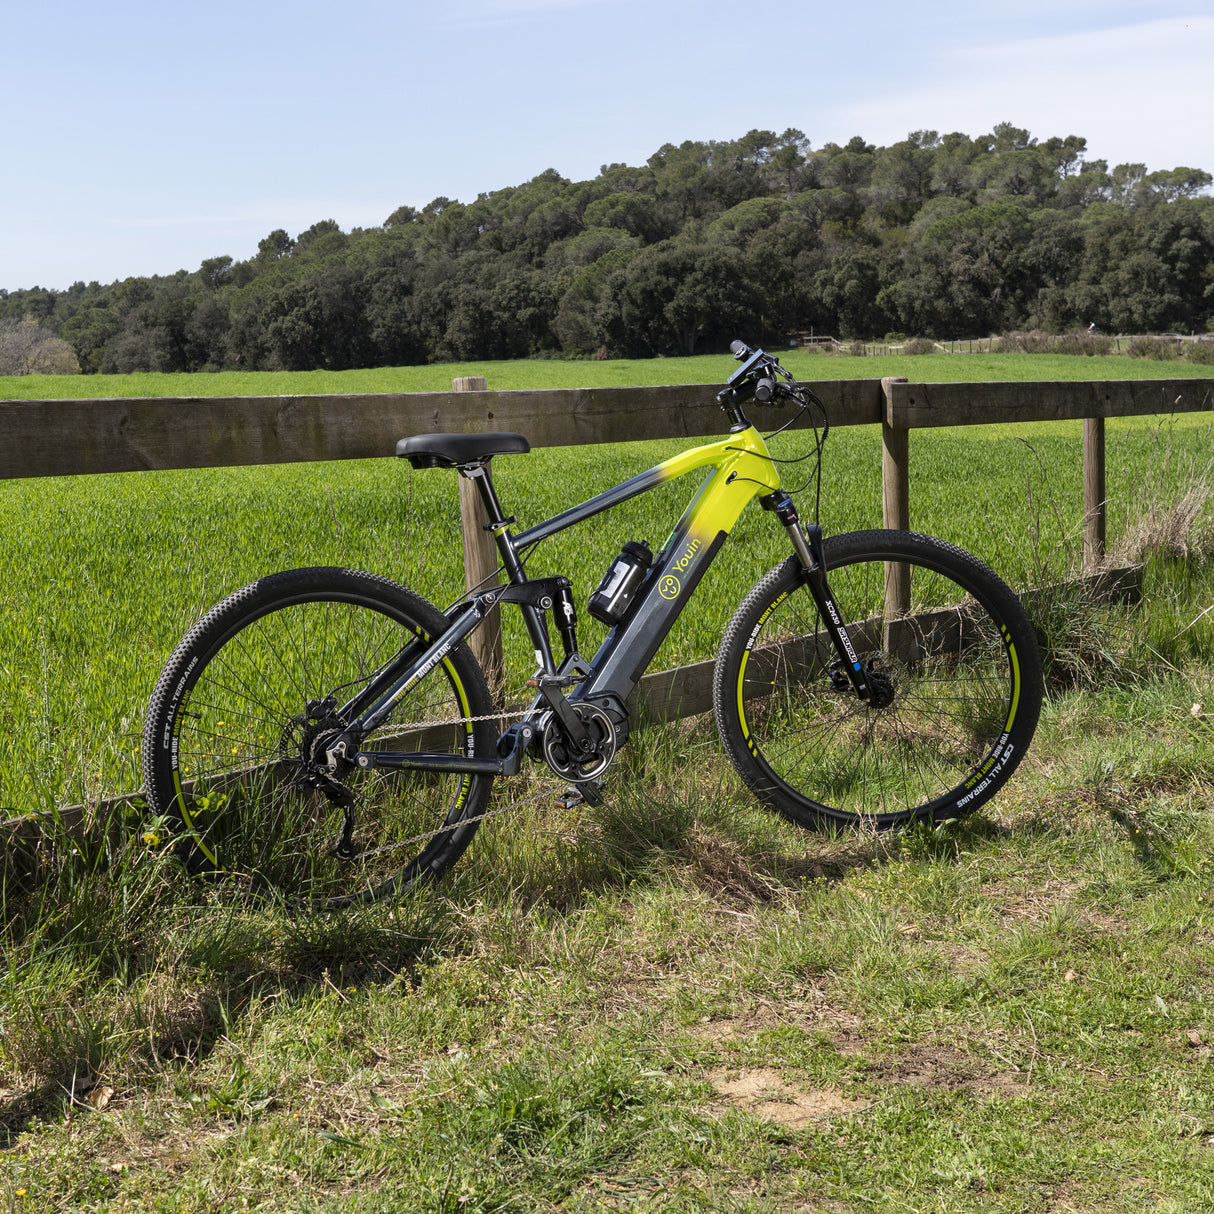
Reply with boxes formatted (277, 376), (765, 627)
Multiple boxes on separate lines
(763, 492), (877, 703)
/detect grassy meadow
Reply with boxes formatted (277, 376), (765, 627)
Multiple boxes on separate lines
(4, 351), (1214, 1211)
(3, 351), (1213, 813)
(4, 347), (1214, 399)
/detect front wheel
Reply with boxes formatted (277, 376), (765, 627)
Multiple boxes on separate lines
(142, 567), (497, 908)
(713, 530), (1042, 831)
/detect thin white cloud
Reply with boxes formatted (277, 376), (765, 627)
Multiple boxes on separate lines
(828, 15), (1214, 173)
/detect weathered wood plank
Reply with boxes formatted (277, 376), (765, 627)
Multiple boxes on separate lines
(885, 379), (1214, 428)
(881, 377), (912, 617)
(1083, 416), (1106, 570)
(0, 380), (884, 481)
(631, 656), (717, 722)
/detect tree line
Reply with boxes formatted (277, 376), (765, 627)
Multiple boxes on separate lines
(3, 124), (1212, 374)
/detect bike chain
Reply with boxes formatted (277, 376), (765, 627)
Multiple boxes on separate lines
(345, 703), (543, 861)
(395, 703), (530, 732)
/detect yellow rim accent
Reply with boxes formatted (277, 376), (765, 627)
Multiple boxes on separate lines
(1004, 638), (1021, 730)
(176, 628), (478, 869)
(736, 650), (751, 743)
(442, 654), (477, 809)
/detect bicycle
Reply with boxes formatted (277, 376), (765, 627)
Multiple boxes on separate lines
(142, 342), (1044, 909)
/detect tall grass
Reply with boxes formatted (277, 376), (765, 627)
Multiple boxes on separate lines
(7, 642), (1214, 1208)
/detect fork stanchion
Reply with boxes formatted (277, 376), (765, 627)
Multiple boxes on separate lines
(452, 376), (506, 703)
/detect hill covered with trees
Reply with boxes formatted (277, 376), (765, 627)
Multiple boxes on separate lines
(3, 125), (1212, 373)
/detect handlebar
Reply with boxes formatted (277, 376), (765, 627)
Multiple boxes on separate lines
(717, 340), (800, 411)
(719, 338), (831, 493)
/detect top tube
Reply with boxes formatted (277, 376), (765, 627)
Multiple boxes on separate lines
(513, 425), (780, 551)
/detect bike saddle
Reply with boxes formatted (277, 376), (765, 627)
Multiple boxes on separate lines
(396, 432), (531, 468)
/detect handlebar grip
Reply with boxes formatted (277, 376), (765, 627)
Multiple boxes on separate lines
(754, 378), (775, 404)
(730, 339), (751, 361)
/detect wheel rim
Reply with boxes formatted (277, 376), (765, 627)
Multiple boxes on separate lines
(736, 552), (1023, 825)
(168, 592), (481, 905)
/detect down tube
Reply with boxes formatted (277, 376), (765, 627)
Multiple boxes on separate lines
(582, 461), (775, 703)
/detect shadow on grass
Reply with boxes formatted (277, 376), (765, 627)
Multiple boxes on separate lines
(473, 742), (1019, 917)
(2, 717), (1030, 1133)
(1, 829), (465, 1136)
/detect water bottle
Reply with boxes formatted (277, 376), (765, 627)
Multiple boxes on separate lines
(588, 541), (652, 625)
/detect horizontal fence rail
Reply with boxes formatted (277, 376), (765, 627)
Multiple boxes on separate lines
(4, 376), (1211, 478)
(3, 373), (1213, 844)
(0, 381), (885, 480)
(882, 378), (1214, 428)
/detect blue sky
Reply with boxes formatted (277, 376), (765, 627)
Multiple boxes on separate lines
(3, 0), (1212, 291)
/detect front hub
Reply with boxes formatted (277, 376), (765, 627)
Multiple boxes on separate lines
(829, 657), (898, 708)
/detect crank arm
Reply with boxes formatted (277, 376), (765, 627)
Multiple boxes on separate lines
(535, 681), (592, 751)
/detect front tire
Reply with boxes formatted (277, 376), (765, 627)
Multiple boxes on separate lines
(142, 568), (496, 908)
(713, 531), (1042, 831)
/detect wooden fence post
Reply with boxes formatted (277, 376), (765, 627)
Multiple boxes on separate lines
(452, 376), (505, 700)
(881, 377), (911, 622)
(1083, 416), (1107, 571)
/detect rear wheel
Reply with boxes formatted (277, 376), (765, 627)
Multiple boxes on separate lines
(142, 567), (496, 908)
(713, 531), (1042, 830)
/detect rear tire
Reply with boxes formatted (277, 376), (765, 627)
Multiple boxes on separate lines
(713, 531), (1042, 830)
(142, 567), (496, 908)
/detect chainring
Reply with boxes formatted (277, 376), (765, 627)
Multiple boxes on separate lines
(541, 702), (617, 781)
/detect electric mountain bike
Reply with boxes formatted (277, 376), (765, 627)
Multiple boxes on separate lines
(142, 342), (1043, 908)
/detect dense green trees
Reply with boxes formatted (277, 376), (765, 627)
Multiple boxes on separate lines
(3, 126), (1211, 373)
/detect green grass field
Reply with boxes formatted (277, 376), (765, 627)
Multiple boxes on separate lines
(5, 351), (1214, 1211)
(2, 352), (1212, 812)
(3, 348), (1214, 400)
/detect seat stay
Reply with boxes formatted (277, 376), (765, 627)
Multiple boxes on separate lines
(349, 599), (486, 738)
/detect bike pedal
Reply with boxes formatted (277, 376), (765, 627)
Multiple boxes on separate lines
(554, 780), (605, 810)
(526, 672), (585, 690)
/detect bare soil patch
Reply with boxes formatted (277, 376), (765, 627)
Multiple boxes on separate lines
(707, 1066), (872, 1130)
(853, 1040), (1024, 1096)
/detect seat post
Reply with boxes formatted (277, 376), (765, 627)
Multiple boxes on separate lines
(459, 459), (554, 672)
(461, 459), (509, 528)
(460, 460), (526, 582)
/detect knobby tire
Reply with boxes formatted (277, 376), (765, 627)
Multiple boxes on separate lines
(142, 567), (496, 908)
(713, 530), (1043, 831)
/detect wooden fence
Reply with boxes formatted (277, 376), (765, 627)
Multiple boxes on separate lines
(2, 372), (1213, 833)
(4, 372), (1213, 684)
